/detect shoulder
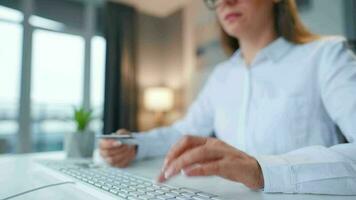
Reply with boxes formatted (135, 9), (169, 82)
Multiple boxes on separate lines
(312, 36), (354, 61)
(307, 37), (356, 81)
(287, 36), (353, 67)
(311, 36), (347, 45)
(297, 36), (349, 55)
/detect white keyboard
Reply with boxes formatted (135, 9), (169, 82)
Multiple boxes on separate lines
(38, 160), (223, 200)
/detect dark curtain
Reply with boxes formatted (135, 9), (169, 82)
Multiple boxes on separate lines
(345, 0), (356, 52)
(103, 2), (138, 134)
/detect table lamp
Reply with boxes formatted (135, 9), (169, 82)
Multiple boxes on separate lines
(144, 87), (174, 126)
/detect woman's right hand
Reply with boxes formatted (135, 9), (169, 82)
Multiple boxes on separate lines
(99, 129), (137, 168)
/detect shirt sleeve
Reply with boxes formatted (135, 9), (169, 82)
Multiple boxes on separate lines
(256, 38), (356, 195)
(133, 70), (216, 160)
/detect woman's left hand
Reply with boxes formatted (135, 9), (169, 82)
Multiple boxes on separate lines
(157, 135), (264, 190)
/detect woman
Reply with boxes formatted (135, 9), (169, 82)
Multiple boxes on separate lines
(100, 0), (356, 195)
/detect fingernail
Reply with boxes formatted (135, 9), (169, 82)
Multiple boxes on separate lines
(156, 176), (164, 183)
(164, 168), (174, 180)
(180, 169), (186, 176)
(113, 141), (122, 147)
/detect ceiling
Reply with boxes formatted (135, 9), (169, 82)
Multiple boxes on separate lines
(111, 0), (192, 17)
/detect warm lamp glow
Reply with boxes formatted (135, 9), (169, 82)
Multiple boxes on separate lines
(144, 87), (174, 112)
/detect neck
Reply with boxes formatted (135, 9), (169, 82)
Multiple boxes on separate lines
(238, 26), (278, 65)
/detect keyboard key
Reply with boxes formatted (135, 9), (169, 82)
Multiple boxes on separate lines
(165, 191), (180, 197)
(180, 187), (199, 194)
(176, 196), (192, 200)
(127, 196), (137, 200)
(181, 192), (194, 197)
(102, 186), (111, 191)
(117, 193), (128, 198)
(140, 193), (155, 198)
(132, 191), (145, 196)
(197, 192), (219, 198)
(152, 190), (165, 196)
(192, 196), (211, 200)
(157, 194), (175, 200)
(109, 189), (118, 194)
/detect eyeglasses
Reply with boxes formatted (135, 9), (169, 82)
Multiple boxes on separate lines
(204, 0), (223, 10)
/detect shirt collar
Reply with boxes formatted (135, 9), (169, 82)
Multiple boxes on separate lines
(260, 37), (294, 62)
(230, 37), (294, 65)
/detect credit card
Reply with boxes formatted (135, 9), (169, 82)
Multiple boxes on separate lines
(96, 134), (137, 145)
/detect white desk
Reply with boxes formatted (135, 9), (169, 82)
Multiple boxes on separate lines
(0, 152), (354, 200)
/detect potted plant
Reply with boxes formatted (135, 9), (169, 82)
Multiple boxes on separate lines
(64, 107), (95, 158)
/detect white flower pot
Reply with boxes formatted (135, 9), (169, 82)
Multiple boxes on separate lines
(64, 130), (95, 158)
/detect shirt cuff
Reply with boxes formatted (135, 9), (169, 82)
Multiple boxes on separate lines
(255, 155), (297, 193)
(131, 132), (150, 160)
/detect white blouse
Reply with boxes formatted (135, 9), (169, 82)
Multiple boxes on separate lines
(132, 37), (356, 195)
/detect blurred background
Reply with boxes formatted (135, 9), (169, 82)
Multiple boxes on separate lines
(0, 0), (355, 154)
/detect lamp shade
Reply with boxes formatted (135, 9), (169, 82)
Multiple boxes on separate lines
(144, 87), (174, 112)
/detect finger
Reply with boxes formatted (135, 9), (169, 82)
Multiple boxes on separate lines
(163, 146), (222, 181)
(113, 158), (130, 168)
(107, 146), (132, 165)
(115, 129), (130, 135)
(113, 148), (136, 168)
(183, 160), (221, 177)
(99, 139), (122, 149)
(100, 142), (125, 157)
(100, 144), (127, 158)
(111, 154), (129, 168)
(105, 147), (130, 163)
(158, 136), (207, 182)
(157, 172), (166, 183)
(163, 136), (207, 170)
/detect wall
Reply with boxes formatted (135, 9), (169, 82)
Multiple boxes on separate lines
(182, 1), (225, 105)
(136, 11), (184, 131)
(299, 0), (347, 37)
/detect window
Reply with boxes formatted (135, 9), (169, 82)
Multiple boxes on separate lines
(90, 36), (106, 134)
(0, 1), (106, 154)
(0, 4), (23, 22)
(31, 30), (85, 151)
(0, 6), (23, 153)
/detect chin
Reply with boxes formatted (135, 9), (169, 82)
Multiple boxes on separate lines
(225, 27), (242, 39)
(221, 22), (243, 39)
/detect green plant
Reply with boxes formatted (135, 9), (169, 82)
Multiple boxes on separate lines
(74, 107), (92, 132)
